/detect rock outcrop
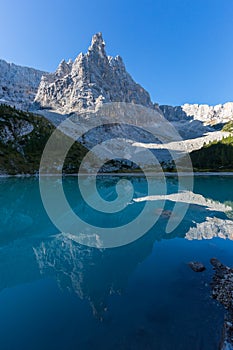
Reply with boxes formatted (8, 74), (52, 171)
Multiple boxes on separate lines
(0, 59), (46, 110)
(35, 33), (154, 113)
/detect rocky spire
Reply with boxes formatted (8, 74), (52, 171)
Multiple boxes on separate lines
(88, 32), (106, 56)
(35, 33), (154, 113)
(55, 59), (71, 78)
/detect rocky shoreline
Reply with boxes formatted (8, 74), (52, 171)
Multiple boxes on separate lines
(210, 258), (233, 350)
(190, 258), (233, 349)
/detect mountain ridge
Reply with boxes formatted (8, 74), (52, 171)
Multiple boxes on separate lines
(0, 59), (47, 110)
(0, 33), (232, 127)
(161, 102), (233, 126)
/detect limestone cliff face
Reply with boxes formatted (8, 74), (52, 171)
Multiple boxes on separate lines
(35, 33), (154, 113)
(160, 102), (233, 125)
(0, 59), (46, 110)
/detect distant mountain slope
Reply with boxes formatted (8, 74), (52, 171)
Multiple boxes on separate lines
(0, 59), (47, 110)
(160, 102), (233, 126)
(190, 135), (233, 171)
(0, 105), (87, 175)
(34, 33), (154, 113)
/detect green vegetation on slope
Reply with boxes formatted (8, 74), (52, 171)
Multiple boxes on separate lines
(190, 135), (233, 171)
(0, 105), (87, 175)
(222, 121), (233, 133)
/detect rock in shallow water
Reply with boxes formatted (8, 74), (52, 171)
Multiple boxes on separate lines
(188, 261), (206, 272)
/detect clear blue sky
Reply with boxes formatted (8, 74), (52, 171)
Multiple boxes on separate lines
(1, 0), (233, 106)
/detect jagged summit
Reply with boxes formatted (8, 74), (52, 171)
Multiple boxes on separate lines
(88, 32), (106, 54)
(55, 59), (72, 78)
(34, 33), (154, 113)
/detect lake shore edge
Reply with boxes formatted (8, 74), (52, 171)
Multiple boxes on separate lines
(2, 172), (233, 178)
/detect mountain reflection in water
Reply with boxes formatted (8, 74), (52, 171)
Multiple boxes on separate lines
(0, 175), (233, 349)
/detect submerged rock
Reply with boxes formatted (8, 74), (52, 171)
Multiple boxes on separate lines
(210, 258), (233, 349)
(210, 258), (233, 309)
(188, 261), (206, 272)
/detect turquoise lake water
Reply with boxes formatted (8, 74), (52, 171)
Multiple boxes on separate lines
(1, 176), (233, 349)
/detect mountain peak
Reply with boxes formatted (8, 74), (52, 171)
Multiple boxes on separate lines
(35, 33), (153, 113)
(56, 59), (71, 77)
(90, 32), (105, 49)
(88, 32), (106, 58)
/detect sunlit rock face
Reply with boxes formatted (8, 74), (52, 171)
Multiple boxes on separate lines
(35, 33), (154, 113)
(160, 103), (233, 126)
(0, 59), (46, 110)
